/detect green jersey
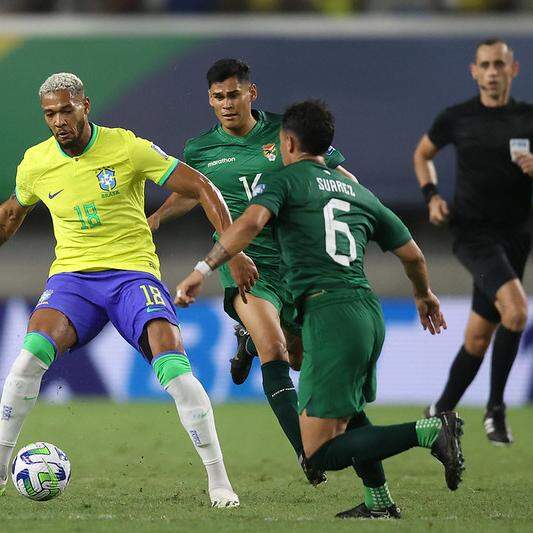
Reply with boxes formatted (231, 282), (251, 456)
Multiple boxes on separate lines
(250, 160), (412, 302)
(184, 110), (345, 269)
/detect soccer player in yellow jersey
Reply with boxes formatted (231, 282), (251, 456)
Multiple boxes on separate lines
(0, 73), (258, 506)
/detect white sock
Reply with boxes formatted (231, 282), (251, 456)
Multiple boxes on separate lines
(0, 349), (47, 480)
(166, 373), (233, 493)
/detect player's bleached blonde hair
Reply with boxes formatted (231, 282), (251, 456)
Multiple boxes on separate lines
(38, 72), (84, 99)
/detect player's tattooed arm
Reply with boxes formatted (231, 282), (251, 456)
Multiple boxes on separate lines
(175, 204), (270, 307)
(205, 241), (232, 270)
(393, 239), (447, 336)
(0, 195), (33, 246)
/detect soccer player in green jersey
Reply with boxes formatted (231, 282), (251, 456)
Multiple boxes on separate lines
(0, 73), (259, 506)
(149, 59), (356, 484)
(175, 101), (465, 518)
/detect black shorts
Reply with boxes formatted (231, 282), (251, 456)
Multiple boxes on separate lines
(453, 230), (531, 323)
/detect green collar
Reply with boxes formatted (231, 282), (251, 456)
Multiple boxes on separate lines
(56, 123), (99, 158)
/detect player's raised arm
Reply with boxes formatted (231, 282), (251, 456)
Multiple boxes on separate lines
(175, 204), (270, 307)
(413, 134), (449, 226)
(0, 195), (33, 246)
(392, 239), (446, 335)
(147, 192), (198, 232)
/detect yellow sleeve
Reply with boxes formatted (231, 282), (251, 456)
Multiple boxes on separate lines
(14, 156), (40, 206)
(125, 133), (179, 186)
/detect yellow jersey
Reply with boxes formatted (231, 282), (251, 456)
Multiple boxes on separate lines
(15, 124), (178, 279)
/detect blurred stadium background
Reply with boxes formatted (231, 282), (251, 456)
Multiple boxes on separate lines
(1, 2), (532, 407)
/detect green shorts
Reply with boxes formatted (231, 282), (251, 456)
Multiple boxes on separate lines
(278, 286), (302, 336)
(219, 263), (283, 323)
(298, 288), (385, 419)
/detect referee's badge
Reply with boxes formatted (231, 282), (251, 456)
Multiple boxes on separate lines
(509, 139), (530, 162)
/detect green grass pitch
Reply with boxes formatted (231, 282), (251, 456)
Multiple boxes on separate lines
(3, 402), (532, 532)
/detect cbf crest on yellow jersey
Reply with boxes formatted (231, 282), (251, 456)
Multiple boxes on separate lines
(15, 124), (179, 279)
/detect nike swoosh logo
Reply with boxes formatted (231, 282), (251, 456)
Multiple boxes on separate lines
(146, 306), (165, 313)
(23, 396), (37, 401)
(48, 190), (64, 199)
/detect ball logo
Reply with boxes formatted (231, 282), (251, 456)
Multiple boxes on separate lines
(262, 143), (277, 162)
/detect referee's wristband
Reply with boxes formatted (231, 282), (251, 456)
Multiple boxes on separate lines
(421, 183), (439, 204)
(194, 260), (213, 277)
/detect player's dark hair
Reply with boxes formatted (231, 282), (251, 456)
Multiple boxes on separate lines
(475, 38), (513, 58)
(282, 100), (335, 156)
(206, 59), (251, 87)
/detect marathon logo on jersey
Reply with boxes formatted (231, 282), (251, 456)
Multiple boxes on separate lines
(326, 145), (335, 156)
(97, 168), (121, 199)
(36, 289), (54, 307)
(207, 157), (236, 168)
(1, 405), (13, 421)
(262, 143), (277, 162)
(151, 143), (169, 160)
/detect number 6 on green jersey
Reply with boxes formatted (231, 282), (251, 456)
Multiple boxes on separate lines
(323, 198), (357, 266)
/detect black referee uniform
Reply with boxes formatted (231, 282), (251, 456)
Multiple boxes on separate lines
(423, 95), (533, 444)
(428, 96), (532, 322)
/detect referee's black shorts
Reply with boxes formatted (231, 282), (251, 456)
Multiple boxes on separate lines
(453, 229), (531, 323)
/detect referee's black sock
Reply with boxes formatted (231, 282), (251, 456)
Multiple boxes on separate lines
(435, 345), (483, 412)
(487, 326), (522, 409)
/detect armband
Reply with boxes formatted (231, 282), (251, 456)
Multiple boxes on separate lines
(421, 183), (439, 204)
(194, 260), (213, 277)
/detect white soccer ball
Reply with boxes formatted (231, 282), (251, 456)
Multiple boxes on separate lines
(11, 442), (71, 501)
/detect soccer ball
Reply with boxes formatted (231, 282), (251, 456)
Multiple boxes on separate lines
(11, 442), (71, 501)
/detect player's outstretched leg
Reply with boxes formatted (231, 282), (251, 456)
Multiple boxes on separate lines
(152, 353), (239, 508)
(336, 412), (401, 519)
(229, 325), (257, 385)
(0, 333), (53, 494)
(233, 295), (326, 486)
(305, 411), (465, 517)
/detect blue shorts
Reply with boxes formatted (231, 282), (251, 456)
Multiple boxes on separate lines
(32, 270), (178, 354)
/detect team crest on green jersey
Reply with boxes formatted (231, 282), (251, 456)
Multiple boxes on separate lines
(262, 143), (277, 162)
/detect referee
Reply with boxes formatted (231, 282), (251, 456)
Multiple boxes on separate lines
(413, 38), (533, 445)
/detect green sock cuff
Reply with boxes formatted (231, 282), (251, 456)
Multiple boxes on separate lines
(364, 482), (394, 510)
(22, 332), (56, 367)
(415, 417), (442, 448)
(152, 353), (191, 388)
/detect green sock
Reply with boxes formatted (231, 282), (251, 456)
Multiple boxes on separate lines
(347, 412), (387, 487)
(415, 417), (442, 448)
(261, 360), (303, 456)
(364, 482), (394, 510)
(308, 422), (418, 471)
